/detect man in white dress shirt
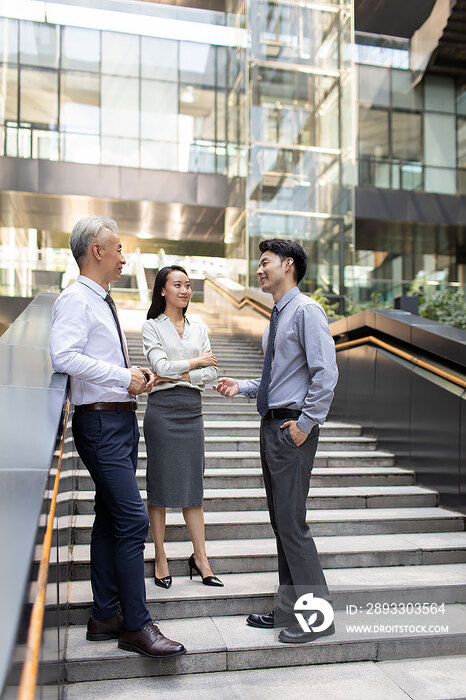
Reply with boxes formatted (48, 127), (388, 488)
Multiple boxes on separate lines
(50, 216), (186, 659)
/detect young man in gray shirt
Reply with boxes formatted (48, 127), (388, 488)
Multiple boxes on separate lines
(215, 239), (338, 643)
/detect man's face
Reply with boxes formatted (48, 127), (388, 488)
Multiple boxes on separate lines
(257, 250), (290, 293)
(93, 228), (126, 284)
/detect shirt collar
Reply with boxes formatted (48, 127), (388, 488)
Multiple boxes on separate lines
(160, 313), (191, 325)
(275, 286), (300, 312)
(77, 274), (108, 299)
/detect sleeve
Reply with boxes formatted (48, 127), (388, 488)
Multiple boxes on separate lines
(188, 323), (218, 387)
(237, 377), (261, 398)
(50, 294), (131, 388)
(295, 303), (339, 434)
(142, 320), (190, 378)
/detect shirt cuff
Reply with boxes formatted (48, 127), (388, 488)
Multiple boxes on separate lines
(236, 379), (253, 396)
(189, 368), (203, 385)
(120, 367), (132, 389)
(296, 414), (316, 434)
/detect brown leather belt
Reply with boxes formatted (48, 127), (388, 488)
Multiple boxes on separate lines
(74, 401), (137, 412)
(264, 408), (301, 420)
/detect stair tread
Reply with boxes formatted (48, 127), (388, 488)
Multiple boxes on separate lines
(68, 563), (466, 606)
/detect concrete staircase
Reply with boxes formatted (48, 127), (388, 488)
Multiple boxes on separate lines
(63, 308), (466, 693)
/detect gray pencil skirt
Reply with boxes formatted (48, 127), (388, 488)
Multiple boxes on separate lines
(143, 386), (205, 508)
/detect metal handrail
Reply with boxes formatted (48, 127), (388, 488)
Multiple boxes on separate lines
(17, 399), (70, 700)
(205, 279), (271, 318)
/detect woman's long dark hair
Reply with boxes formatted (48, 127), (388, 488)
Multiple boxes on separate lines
(146, 265), (189, 320)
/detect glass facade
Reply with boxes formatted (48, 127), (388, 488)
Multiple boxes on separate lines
(356, 34), (466, 195)
(226, 0), (354, 305)
(0, 16), (227, 174)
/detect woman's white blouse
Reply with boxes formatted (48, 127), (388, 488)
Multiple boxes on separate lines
(142, 314), (217, 393)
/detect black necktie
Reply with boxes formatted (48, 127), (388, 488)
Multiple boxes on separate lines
(256, 305), (279, 417)
(105, 293), (131, 368)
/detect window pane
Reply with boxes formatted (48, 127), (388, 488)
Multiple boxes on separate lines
(141, 80), (177, 141)
(101, 136), (139, 167)
(0, 66), (18, 121)
(391, 69), (422, 110)
(102, 32), (139, 77)
(61, 72), (100, 134)
(180, 42), (215, 87)
(20, 21), (58, 68)
(62, 133), (100, 164)
(32, 130), (59, 160)
(0, 18), (18, 63)
(141, 37), (177, 81)
(20, 68), (58, 126)
(62, 27), (100, 72)
(358, 106), (389, 157)
(424, 75), (455, 113)
(457, 88), (466, 117)
(425, 167), (456, 194)
(358, 65), (390, 107)
(400, 162), (422, 191)
(101, 76), (139, 137)
(392, 112), (421, 161)
(424, 112), (455, 167)
(140, 141), (177, 170)
(459, 118), (466, 168)
(180, 86), (215, 141)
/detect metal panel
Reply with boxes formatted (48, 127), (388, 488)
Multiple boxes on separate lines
(374, 349), (412, 462)
(345, 344), (377, 429)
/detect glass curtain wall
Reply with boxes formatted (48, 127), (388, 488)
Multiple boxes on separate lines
(0, 15), (227, 174)
(226, 0), (354, 308)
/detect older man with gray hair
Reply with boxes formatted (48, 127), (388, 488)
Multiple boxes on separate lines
(50, 216), (186, 659)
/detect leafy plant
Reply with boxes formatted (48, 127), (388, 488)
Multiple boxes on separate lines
(419, 289), (466, 330)
(311, 287), (340, 318)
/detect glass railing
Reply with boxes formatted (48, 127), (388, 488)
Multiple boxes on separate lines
(358, 157), (466, 195)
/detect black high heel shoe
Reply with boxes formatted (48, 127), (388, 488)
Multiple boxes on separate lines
(154, 572), (172, 589)
(188, 554), (223, 587)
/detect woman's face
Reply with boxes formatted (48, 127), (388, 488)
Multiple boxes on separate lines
(162, 270), (192, 310)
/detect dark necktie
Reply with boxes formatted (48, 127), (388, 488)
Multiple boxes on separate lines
(105, 293), (131, 368)
(256, 305), (279, 417)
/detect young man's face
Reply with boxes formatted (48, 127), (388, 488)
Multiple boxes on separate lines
(257, 250), (292, 293)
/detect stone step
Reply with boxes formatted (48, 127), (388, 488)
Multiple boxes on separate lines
(201, 421), (363, 437)
(74, 485), (438, 515)
(69, 530), (466, 579)
(63, 654), (466, 700)
(71, 507), (465, 544)
(67, 563), (466, 624)
(74, 466), (415, 493)
(134, 436), (378, 453)
(64, 604), (466, 683)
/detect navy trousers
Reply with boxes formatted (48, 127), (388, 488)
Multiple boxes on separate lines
(72, 408), (151, 632)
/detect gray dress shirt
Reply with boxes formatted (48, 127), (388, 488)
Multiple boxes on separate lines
(236, 286), (338, 433)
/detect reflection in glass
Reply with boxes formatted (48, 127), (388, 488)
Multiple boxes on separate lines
(392, 112), (421, 161)
(20, 21), (58, 68)
(141, 80), (177, 141)
(425, 167), (456, 195)
(180, 86), (216, 141)
(62, 133), (100, 164)
(32, 130), (59, 160)
(391, 69), (422, 110)
(0, 18), (18, 63)
(20, 68), (58, 126)
(424, 112), (455, 167)
(358, 65), (390, 106)
(180, 42), (216, 86)
(424, 75), (455, 113)
(458, 118), (466, 168)
(60, 72), (100, 134)
(141, 37), (177, 81)
(101, 76), (139, 137)
(0, 66), (18, 121)
(140, 140), (177, 170)
(358, 107), (389, 158)
(101, 136), (139, 167)
(102, 32), (139, 77)
(62, 27), (100, 72)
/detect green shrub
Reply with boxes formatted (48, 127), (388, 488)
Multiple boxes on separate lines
(311, 288), (340, 318)
(419, 289), (466, 330)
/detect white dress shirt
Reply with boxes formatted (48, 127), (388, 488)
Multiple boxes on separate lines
(142, 314), (217, 392)
(50, 275), (132, 405)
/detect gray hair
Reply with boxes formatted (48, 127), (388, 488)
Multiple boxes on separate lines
(70, 216), (118, 267)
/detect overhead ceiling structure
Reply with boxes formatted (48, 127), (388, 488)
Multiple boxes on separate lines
(354, 0), (437, 37)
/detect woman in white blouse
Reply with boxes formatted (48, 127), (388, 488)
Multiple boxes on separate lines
(142, 265), (223, 589)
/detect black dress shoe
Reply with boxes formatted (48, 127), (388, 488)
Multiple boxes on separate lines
(86, 613), (123, 641)
(247, 606), (296, 629)
(278, 622), (336, 644)
(155, 575), (172, 589)
(118, 622), (186, 658)
(188, 554), (224, 587)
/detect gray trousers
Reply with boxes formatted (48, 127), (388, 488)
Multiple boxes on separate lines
(260, 418), (330, 614)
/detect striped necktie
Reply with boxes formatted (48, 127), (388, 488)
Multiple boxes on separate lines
(105, 293), (131, 369)
(256, 305), (279, 417)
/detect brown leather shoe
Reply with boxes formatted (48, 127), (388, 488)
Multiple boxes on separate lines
(86, 613), (123, 641)
(118, 622), (186, 658)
